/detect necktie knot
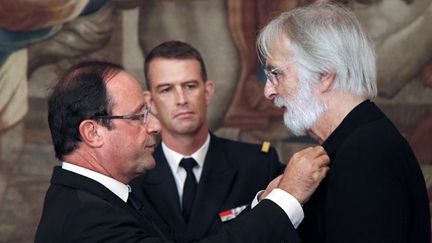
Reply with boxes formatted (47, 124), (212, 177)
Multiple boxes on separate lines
(179, 158), (198, 172)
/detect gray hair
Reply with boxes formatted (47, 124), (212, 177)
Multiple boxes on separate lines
(257, 2), (377, 98)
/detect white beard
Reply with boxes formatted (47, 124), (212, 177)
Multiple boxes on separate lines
(274, 81), (325, 136)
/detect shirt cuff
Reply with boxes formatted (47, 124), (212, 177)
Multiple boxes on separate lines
(263, 188), (304, 228)
(251, 190), (264, 208)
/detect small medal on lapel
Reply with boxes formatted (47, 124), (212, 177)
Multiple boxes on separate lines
(218, 204), (248, 222)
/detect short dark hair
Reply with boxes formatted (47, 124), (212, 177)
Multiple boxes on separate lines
(144, 40), (207, 89)
(48, 61), (123, 160)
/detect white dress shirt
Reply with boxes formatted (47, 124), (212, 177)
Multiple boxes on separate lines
(161, 133), (304, 228)
(62, 162), (131, 202)
(162, 133), (210, 204)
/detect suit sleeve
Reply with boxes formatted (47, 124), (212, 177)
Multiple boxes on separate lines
(68, 198), (299, 243)
(198, 199), (300, 243)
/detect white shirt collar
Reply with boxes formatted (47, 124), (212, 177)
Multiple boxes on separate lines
(162, 133), (210, 180)
(62, 162), (130, 202)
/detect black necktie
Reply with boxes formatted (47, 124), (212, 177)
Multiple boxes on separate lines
(127, 190), (143, 211)
(179, 157), (198, 223)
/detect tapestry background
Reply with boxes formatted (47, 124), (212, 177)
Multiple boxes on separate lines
(0, 0), (431, 241)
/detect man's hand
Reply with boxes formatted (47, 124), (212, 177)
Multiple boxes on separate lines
(278, 146), (329, 205)
(259, 175), (282, 201)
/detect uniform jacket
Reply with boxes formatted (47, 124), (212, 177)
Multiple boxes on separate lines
(130, 134), (284, 243)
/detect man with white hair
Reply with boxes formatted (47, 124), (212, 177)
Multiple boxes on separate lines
(258, 2), (430, 242)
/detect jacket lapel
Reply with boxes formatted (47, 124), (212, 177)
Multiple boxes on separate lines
(185, 135), (237, 237)
(51, 167), (168, 240)
(142, 146), (186, 231)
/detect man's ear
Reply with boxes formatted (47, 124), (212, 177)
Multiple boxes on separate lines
(318, 72), (336, 93)
(205, 80), (215, 106)
(79, 120), (104, 148)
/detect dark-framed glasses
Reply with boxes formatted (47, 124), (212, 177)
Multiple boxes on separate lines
(92, 105), (151, 124)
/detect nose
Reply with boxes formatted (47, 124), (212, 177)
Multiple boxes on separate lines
(175, 87), (187, 106)
(264, 80), (277, 101)
(146, 113), (161, 135)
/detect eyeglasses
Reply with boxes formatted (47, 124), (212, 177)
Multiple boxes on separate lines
(263, 67), (284, 86)
(92, 105), (151, 124)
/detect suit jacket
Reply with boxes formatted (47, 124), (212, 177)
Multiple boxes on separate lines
(297, 100), (431, 243)
(130, 134), (284, 243)
(35, 166), (299, 243)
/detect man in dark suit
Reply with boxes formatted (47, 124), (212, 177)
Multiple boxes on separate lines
(259, 2), (431, 242)
(35, 60), (330, 242)
(130, 41), (285, 243)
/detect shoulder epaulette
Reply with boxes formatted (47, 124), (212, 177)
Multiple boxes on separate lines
(261, 141), (271, 153)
